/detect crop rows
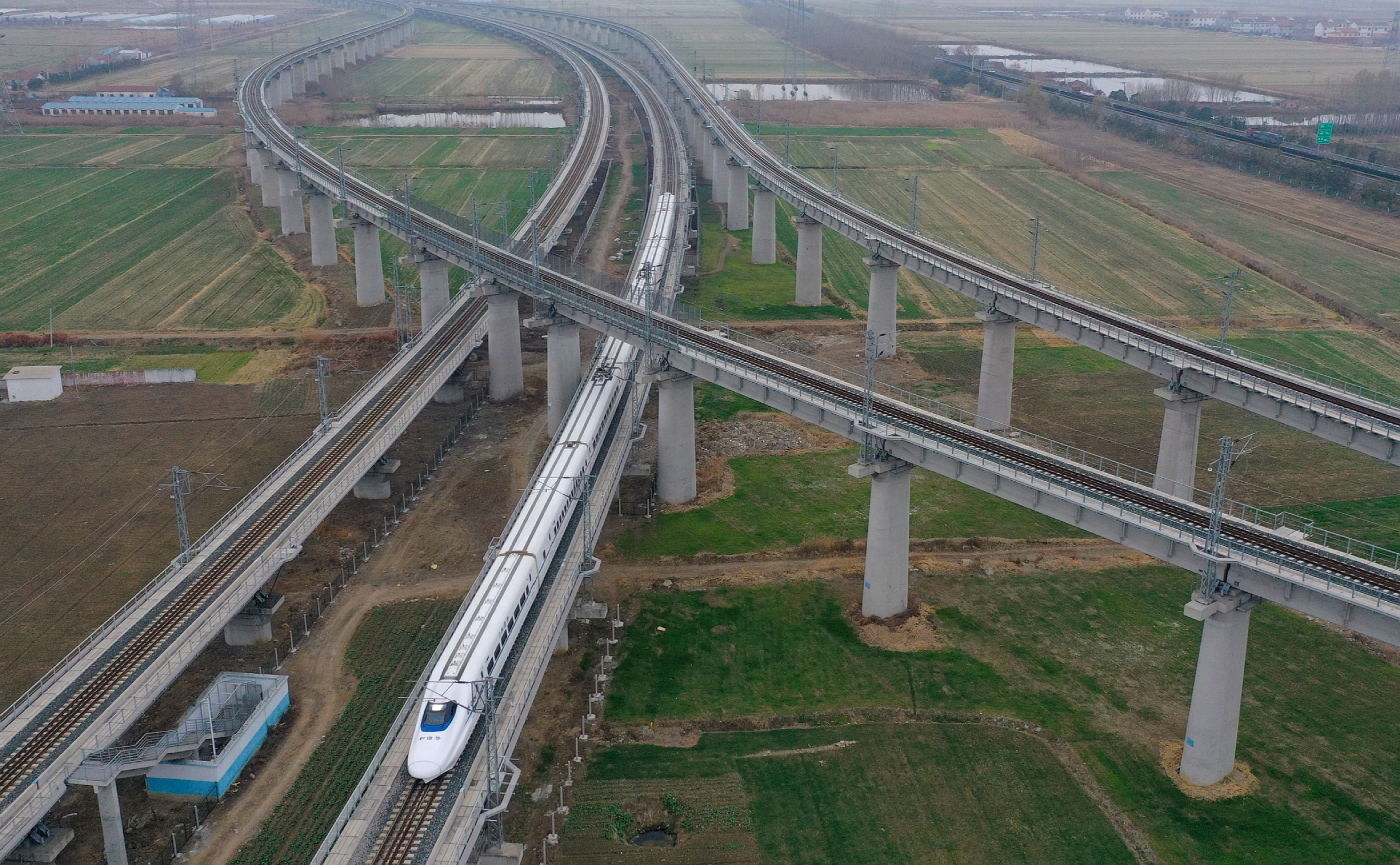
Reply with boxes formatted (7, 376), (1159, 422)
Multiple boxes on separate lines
(342, 57), (561, 100)
(228, 599), (460, 865)
(313, 133), (561, 171)
(0, 133), (229, 167)
(0, 168), (318, 331)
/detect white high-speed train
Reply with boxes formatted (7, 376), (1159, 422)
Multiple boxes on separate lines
(407, 192), (677, 782)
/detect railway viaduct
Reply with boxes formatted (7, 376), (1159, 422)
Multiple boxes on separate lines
(5, 4), (1400, 861)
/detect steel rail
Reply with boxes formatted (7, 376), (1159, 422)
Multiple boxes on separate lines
(486, 6), (1400, 454)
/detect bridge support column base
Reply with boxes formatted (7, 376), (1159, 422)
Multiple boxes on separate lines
(710, 143), (728, 204)
(726, 160), (749, 230)
(643, 370), (696, 504)
(277, 169), (304, 236)
(96, 780), (129, 865)
(473, 842), (525, 865)
(544, 321), (581, 435)
(751, 188), (776, 264)
(433, 380), (466, 404)
(487, 289), (524, 401)
(245, 146), (265, 185)
(1153, 386), (1207, 499)
(259, 163), (280, 208)
(417, 255), (451, 327)
(975, 308), (1018, 431)
(865, 255), (900, 358)
(223, 614), (274, 646)
(795, 215), (822, 306)
(309, 191), (336, 265)
(1180, 596), (1254, 786)
(555, 622), (569, 653)
(850, 459), (912, 618)
(352, 222), (386, 306)
(353, 473), (391, 500)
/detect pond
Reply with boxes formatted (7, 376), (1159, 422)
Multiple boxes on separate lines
(352, 111), (566, 129)
(705, 81), (937, 102)
(629, 829), (676, 847)
(942, 41), (1281, 104)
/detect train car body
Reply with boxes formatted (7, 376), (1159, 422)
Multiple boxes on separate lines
(407, 193), (677, 781)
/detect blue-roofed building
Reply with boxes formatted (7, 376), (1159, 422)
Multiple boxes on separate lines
(42, 92), (216, 117)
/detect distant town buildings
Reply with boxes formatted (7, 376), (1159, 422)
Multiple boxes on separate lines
(41, 88), (216, 117)
(1119, 8), (1391, 42)
(1313, 19), (1394, 44)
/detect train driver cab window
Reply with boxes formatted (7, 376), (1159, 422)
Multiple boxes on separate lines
(421, 701), (457, 732)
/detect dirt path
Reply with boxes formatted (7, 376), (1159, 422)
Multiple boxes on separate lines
(585, 103), (640, 276)
(595, 539), (1154, 598)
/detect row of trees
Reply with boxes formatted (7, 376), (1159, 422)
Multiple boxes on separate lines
(742, 3), (937, 79)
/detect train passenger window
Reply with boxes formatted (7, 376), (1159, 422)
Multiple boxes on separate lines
(420, 701), (457, 732)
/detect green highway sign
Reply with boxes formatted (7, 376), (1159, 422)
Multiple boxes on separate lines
(1316, 122), (1334, 145)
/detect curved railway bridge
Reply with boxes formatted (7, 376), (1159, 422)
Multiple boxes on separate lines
(0, 6), (613, 858)
(4, 4), (1400, 860)
(257, 7), (1400, 826)
(479, 5), (1400, 472)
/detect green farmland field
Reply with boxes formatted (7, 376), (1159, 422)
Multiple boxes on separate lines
(563, 724), (1134, 864)
(617, 446), (1083, 557)
(598, 572), (1400, 862)
(1098, 171), (1400, 322)
(768, 128), (1324, 323)
(0, 164), (319, 332)
(0, 132), (231, 167)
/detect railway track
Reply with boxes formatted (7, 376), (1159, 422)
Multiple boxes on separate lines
(498, 6), (1400, 452)
(0, 4), (617, 841)
(249, 9), (1400, 608)
(348, 13), (686, 861)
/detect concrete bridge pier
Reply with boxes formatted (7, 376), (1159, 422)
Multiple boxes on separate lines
(347, 219), (386, 306)
(333, 44), (347, 71)
(416, 253), (451, 327)
(725, 160), (749, 231)
(865, 255), (900, 358)
(259, 161), (281, 207)
(279, 69), (293, 103)
(849, 458), (913, 618)
(1180, 593), (1257, 786)
(309, 191), (336, 265)
(291, 60), (306, 96)
(975, 308), (1018, 431)
(245, 145), (265, 186)
(485, 284), (525, 401)
(277, 169), (305, 235)
(525, 313), (582, 435)
(710, 143), (728, 204)
(794, 215), (823, 306)
(642, 369), (697, 504)
(1153, 386), (1207, 499)
(305, 54), (320, 86)
(96, 780), (128, 865)
(545, 321), (581, 434)
(751, 188), (776, 264)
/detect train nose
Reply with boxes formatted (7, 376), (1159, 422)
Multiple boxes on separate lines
(408, 760), (444, 781)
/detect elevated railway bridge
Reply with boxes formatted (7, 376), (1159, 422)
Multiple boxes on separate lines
(3, 5), (1400, 861)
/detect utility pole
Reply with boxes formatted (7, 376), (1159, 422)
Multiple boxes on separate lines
(48, 308), (54, 347)
(336, 142), (347, 205)
(858, 329), (879, 466)
(500, 197), (510, 237)
(160, 468), (232, 562)
(783, 119), (792, 167)
(314, 355), (331, 433)
(1218, 270), (1239, 344)
(167, 467), (193, 560)
(829, 143), (839, 195)
(909, 175), (919, 234)
(1029, 213), (1042, 281)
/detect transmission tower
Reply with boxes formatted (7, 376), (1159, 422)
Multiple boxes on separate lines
(390, 260), (416, 348)
(0, 87), (23, 135)
(1384, 11), (1400, 72)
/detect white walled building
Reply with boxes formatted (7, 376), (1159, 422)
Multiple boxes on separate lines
(4, 366), (63, 402)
